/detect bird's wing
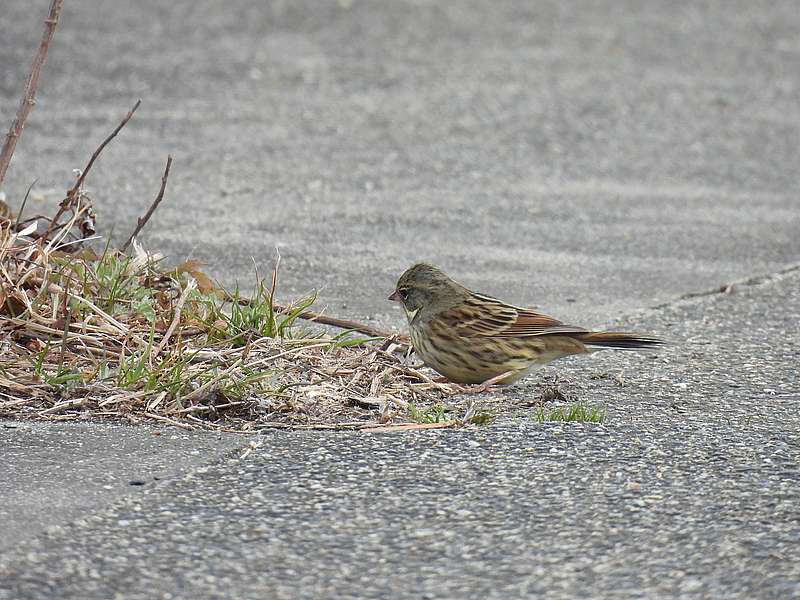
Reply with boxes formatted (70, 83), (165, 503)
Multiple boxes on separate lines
(438, 293), (588, 338)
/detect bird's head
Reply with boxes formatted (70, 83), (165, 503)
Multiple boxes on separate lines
(388, 263), (466, 323)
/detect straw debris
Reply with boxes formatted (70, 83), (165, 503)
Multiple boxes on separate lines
(0, 192), (471, 431)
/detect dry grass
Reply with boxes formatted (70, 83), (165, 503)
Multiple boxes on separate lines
(0, 192), (478, 432)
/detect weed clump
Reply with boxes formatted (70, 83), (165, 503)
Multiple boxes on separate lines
(0, 195), (465, 431)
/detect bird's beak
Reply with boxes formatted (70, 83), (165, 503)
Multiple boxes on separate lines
(388, 290), (401, 302)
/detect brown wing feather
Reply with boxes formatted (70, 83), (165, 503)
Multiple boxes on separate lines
(437, 292), (587, 338)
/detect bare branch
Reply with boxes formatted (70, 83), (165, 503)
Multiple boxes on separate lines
(275, 306), (405, 340)
(67, 99), (141, 200)
(121, 155), (172, 252)
(46, 99), (142, 238)
(0, 0), (64, 188)
(225, 289), (406, 340)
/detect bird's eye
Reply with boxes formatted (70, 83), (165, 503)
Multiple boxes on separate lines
(398, 288), (409, 300)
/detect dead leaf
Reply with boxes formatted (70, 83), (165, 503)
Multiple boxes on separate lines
(190, 270), (217, 294)
(174, 259), (205, 274)
(174, 260), (217, 293)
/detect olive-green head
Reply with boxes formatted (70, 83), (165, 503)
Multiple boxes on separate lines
(388, 263), (467, 323)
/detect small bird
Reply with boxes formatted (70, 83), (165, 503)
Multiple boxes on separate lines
(388, 263), (663, 387)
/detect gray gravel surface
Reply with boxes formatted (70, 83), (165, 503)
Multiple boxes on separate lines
(0, 423), (243, 551)
(1, 269), (798, 599)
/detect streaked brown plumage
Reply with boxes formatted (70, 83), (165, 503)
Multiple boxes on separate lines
(388, 263), (663, 385)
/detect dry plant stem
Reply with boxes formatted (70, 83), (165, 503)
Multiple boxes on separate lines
(0, 0), (63, 188)
(67, 99), (142, 199)
(227, 291), (405, 341)
(14, 179), (38, 228)
(257, 421), (385, 431)
(282, 308), (406, 341)
(39, 397), (88, 416)
(150, 276), (195, 363)
(182, 341), (333, 402)
(361, 421), (458, 433)
(46, 100), (142, 234)
(121, 155), (173, 252)
(143, 412), (195, 430)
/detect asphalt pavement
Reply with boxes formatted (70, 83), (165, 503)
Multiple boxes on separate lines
(1, 0), (799, 598)
(2, 269), (799, 599)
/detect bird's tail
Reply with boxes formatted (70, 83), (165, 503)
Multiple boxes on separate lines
(575, 331), (664, 351)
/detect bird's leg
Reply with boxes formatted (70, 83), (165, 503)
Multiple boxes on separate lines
(456, 371), (516, 394)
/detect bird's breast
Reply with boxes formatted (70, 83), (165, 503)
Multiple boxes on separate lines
(408, 321), (526, 384)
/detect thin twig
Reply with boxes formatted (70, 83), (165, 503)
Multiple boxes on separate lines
(255, 421), (374, 431)
(279, 307), (406, 341)
(46, 100), (142, 236)
(14, 179), (38, 229)
(68, 99), (142, 200)
(143, 412), (196, 430)
(361, 421), (459, 433)
(57, 293), (73, 369)
(39, 397), (88, 415)
(0, 0), (63, 188)
(150, 276), (195, 363)
(121, 155), (172, 252)
(226, 290), (406, 341)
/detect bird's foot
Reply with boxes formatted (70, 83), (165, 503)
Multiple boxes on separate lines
(455, 371), (516, 394)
